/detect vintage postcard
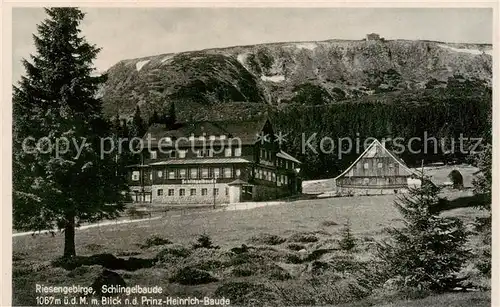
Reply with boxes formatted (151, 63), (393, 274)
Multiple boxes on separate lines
(5, 3), (497, 307)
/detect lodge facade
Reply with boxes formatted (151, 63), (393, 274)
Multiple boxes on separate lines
(127, 117), (301, 204)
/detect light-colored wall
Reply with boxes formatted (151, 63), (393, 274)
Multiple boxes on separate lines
(336, 186), (408, 196)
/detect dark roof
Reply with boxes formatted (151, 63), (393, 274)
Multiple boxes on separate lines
(143, 117), (269, 148)
(148, 158), (251, 166)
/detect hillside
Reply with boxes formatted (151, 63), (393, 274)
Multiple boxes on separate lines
(100, 38), (492, 119)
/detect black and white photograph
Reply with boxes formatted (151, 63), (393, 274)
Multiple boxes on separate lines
(7, 4), (496, 307)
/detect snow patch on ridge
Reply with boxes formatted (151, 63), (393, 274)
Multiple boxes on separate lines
(136, 60), (150, 71)
(260, 75), (285, 82)
(293, 43), (318, 51)
(161, 55), (173, 64)
(237, 53), (248, 65)
(438, 44), (490, 55)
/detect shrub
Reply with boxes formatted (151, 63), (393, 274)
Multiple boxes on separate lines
(285, 253), (303, 264)
(308, 260), (331, 275)
(116, 251), (141, 257)
(92, 270), (127, 295)
(231, 262), (292, 280)
(193, 260), (225, 271)
(85, 243), (104, 252)
(52, 254), (155, 271)
(248, 233), (286, 245)
(272, 274), (371, 305)
(192, 234), (219, 249)
(229, 252), (264, 266)
(377, 179), (470, 291)
(321, 220), (339, 227)
(155, 244), (192, 262)
(232, 264), (254, 277)
(287, 243), (306, 251)
(169, 267), (218, 285)
(140, 235), (172, 249)
(339, 219), (356, 251)
(127, 207), (149, 219)
(304, 248), (334, 262)
(215, 282), (278, 306)
(268, 266), (292, 281)
(230, 244), (251, 254)
(12, 251), (26, 262)
(252, 246), (293, 263)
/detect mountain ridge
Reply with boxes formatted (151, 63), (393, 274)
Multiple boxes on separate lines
(112, 38), (493, 64)
(100, 37), (492, 120)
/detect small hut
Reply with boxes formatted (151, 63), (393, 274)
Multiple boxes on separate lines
(335, 139), (420, 195)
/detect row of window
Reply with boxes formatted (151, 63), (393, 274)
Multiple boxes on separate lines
(150, 147), (242, 159)
(131, 167), (241, 181)
(277, 158), (296, 170)
(157, 187), (229, 197)
(158, 135), (228, 144)
(255, 168), (276, 181)
(343, 177), (403, 185)
(362, 162), (396, 169)
(260, 148), (272, 161)
(254, 168), (289, 185)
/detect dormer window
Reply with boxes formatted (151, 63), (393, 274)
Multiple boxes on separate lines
(150, 151), (157, 159)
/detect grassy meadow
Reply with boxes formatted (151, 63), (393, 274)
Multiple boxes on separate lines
(12, 190), (490, 306)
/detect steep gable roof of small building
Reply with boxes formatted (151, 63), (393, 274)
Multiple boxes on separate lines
(277, 150), (301, 164)
(143, 117), (269, 147)
(334, 139), (415, 180)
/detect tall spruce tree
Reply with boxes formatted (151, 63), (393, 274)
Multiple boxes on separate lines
(377, 179), (469, 291)
(165, 101), (176, 129)
(13, 8), (126, 258)
(131, 105), (146, 137)
(148, 110), (161, 126)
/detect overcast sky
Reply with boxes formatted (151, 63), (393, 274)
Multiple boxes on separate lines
(12, 7), (493, 82)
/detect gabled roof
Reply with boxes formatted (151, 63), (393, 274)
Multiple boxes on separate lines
(143, 117), (269, 148)
(334, 139), (415, 180)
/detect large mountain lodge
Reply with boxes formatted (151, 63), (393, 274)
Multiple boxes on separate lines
(127, 117), (301, 204)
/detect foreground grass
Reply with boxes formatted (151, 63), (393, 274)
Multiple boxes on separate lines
(13, 194), (490, 306)
(13, 195), (402, 261)
(336, 291), (490, 307)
